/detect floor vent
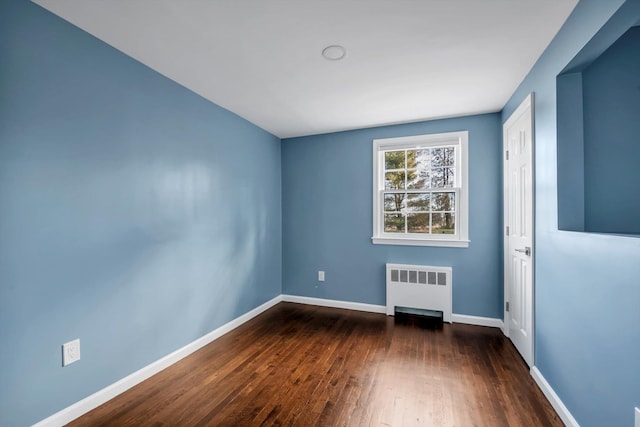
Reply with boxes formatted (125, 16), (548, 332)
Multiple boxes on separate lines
(386, 263), (452, 322)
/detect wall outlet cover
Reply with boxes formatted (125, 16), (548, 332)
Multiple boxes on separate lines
(318, 271), (325, 281)
(635, 407), (639, 427)
(62, 339), (81, 366)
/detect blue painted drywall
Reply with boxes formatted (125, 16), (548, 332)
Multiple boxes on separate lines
(503, 0), (640, 426)
(583, 26), (640, 234)
(0, 1), (281, 426)
(556, 72), (585, 232)
(282, 114), (502, 319)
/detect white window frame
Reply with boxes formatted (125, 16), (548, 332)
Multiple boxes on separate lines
(372, 131), (469, 248)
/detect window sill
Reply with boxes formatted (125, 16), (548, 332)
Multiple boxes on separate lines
(371, 236), (470, 248)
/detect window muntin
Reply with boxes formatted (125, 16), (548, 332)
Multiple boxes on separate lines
(372, 132), (469, 247)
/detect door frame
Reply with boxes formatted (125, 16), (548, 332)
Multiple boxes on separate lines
(503, 92), (535, 366)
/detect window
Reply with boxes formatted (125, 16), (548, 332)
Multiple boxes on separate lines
(372, 131), (469, 247)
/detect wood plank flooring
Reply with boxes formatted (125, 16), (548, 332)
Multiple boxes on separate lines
(69, 303), (562, 426)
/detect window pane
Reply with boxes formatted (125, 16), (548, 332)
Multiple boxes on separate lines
(385, 171), (405, 189)
(406, 150), (417, 169)
(431, 192), (455, 211)
(408, 149), (431, 189)
(406, 193), (430, 212)
(431, 167), (455, 188)
(431, 147), (455, 167)
(406, 169), (416, 186)
(384, 193), (406, 212)
(385, 150), (405, 170)
(432, 213), (455, 234)
(407, 213), (430, 233)
(415, 149), (431, 168)
(384, 213), (405, 232)
(407, 169), (429, 189)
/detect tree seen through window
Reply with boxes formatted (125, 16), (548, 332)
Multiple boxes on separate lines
(383, 147), (456, 234)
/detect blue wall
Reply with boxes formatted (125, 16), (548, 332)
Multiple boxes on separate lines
(556, 72), (585, 232)
(0, 1), (282, 426)
(502, 1), (640, 426)
(282, 114), (502, 318)
(583, 26), (640, 234)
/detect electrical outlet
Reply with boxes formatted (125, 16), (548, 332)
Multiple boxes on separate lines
(318, 271), (325, 281)
(635, 407), (639, 427)
(62, 339), (80, 366)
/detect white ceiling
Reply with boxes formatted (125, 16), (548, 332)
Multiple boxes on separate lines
(34, 0), (578, 138)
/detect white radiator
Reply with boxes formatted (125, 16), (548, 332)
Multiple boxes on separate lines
(386, 263), (452, 323)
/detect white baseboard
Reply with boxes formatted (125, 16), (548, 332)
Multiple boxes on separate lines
(282, 294), (386, 314)
(283, 295), (503, 330)
(34, 294), (504, 426)
(450, 313), (503, 329)
(500, 320), (508, 336)
(33, 295), (283, 427)
(530, 366), (579, 427)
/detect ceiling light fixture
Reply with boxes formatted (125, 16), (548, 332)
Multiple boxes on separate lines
(322, 45), (346, 61)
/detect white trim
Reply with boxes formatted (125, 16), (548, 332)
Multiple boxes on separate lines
(284, 295), (503, 330)
(282, 294), (386, 314)
(372, 237), (470, 247)
(530, 366), (580, 427)
(373, 132), (468, 150)
(504, 93), (533, 129)
(33, 295), (283, 427)
(451, 314), (504, 329)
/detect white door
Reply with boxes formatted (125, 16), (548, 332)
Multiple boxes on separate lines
(503, 93), (534, 367)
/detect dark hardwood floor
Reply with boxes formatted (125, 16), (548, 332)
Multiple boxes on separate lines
(69, 303), (562, 426)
